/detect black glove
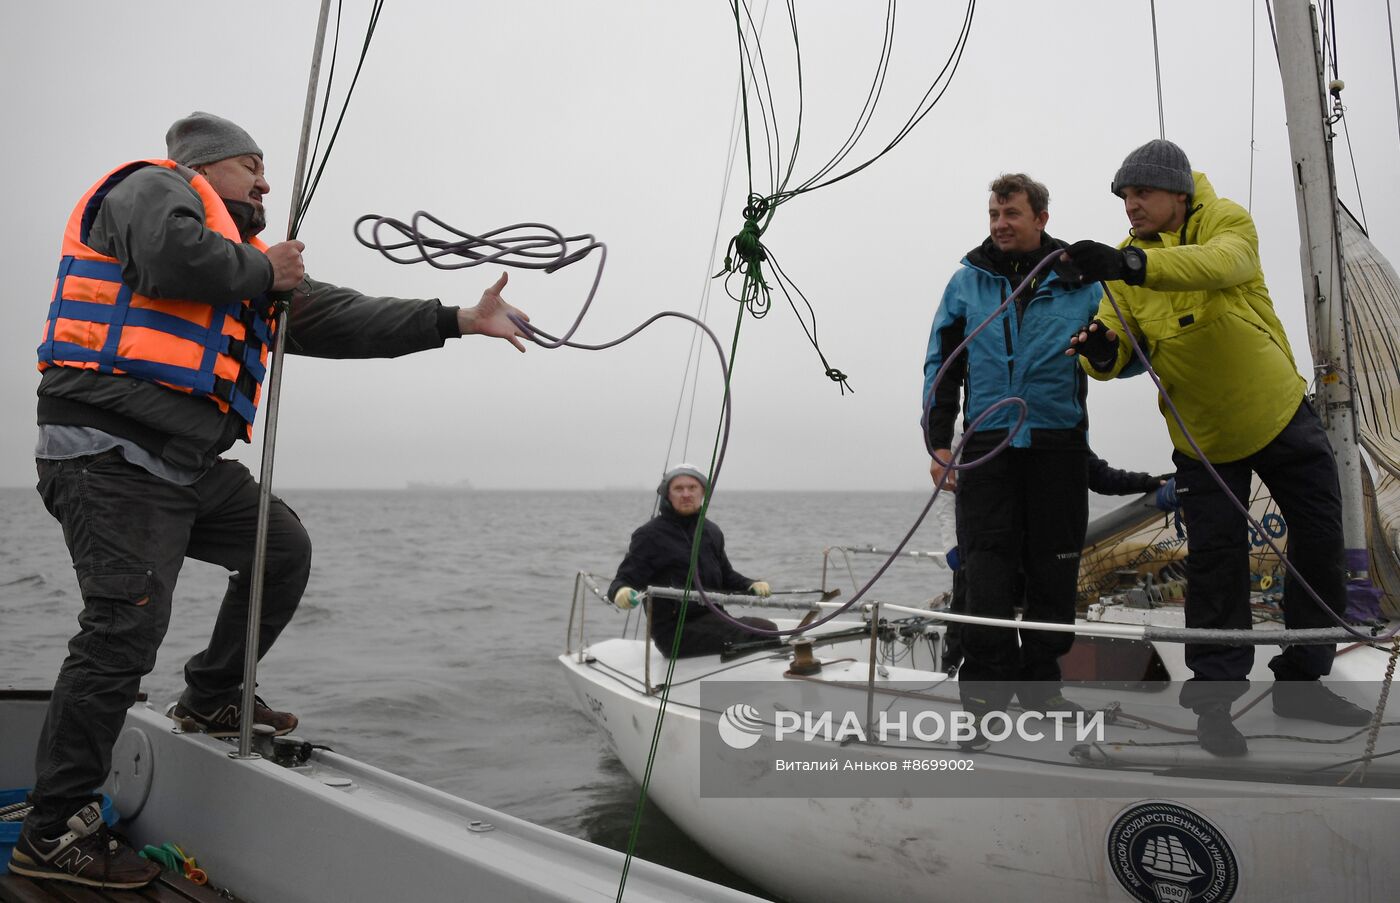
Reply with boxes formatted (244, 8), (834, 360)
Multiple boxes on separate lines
(1069, 319), (1119, 371)
(1064, 240), (1146, 286)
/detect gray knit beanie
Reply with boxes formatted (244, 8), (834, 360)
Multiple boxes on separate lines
(657, 463), (709, 495)
(165, 112), (263, 167)
(1111, 139), (1193, 198)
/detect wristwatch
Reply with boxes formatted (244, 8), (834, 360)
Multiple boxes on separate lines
(1122, 247), (1147, 285)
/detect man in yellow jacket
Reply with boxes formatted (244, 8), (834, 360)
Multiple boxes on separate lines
(1061, 139), (1369, 757)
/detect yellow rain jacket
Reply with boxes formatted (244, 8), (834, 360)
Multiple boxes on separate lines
(1083, 171), (1305, 462)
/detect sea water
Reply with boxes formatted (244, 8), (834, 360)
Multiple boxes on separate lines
(1, 485), (969, 897)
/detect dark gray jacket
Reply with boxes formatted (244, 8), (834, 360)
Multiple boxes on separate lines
(38, 164), (458, 471)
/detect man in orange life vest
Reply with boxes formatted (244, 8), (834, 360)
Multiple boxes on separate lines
(10, 112), (530, 890)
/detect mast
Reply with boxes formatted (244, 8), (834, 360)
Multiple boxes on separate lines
(1273, 0), (1370, 579)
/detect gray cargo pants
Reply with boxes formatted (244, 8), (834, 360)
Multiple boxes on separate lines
(26, 450), (311, 828)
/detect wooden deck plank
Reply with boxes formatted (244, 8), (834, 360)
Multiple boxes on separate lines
(38, 881), (115, 903)
(0, 873), (57, 903)
(0, 873), (242, 903)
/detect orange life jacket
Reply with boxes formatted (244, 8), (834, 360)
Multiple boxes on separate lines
(37, 159), (275, 435)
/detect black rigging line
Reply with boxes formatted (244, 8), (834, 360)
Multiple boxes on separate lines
(291, 0), (386, 238)
(788, 0), (975, 199)
(777, 0), (806, 195)
(737, 0), (782, 195)
(717, 0), (977, 391)
(766, 249), (851, 393)
(302, 0), (345, 212)
(799, 0), (897, 193)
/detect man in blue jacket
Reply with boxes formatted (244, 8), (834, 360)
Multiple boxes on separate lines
(922, 173), (1102, 748)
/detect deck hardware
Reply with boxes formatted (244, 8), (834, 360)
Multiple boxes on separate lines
(787, 638), (822, 676)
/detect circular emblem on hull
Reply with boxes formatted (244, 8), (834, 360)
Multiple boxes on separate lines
(717, 703), (765, 749)
(1106, 801), (1238, 903)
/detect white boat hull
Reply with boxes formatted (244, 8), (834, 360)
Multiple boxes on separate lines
(559, 633), (1400, 903)
(1, 693), (765, 903)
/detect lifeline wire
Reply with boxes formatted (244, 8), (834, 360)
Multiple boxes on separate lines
(1093, 280), (1400, 646)
(1149, 0), (1166, 139)
(1248, 0), (1257, 211)
(1390, 0), (1400, 154)
(685, 245), (1400, 650)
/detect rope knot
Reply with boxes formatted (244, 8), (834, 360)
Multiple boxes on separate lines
(714, 194), (772, 289)
(735, 219), (767, 264)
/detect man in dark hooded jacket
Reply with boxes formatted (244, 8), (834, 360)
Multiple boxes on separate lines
(609, 464), (776, 658)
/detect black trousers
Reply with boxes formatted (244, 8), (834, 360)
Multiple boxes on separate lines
(653, 609), (777, 658)
(27, 451), (311, 828)
(954, 447), (1088, 708)
(1174, 401), (1346, 712)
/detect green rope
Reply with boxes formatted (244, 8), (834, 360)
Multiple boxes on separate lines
(615, 305), (745, 902)
(615, 5), (980, 894)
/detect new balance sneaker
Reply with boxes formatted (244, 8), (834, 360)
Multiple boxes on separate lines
(7, 802), (160, 889)
(1272, 680), (1373, 727)
(168, 694), (299, 738)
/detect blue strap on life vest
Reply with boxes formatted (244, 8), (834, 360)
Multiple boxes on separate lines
(39, 255), (267, 424)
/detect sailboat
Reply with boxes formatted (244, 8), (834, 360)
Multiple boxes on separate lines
(559, 1), (1400, 900)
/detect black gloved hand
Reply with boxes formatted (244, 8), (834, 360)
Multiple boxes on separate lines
(1063, 240), (1146, 286)
(1068, 319), (1119, 371)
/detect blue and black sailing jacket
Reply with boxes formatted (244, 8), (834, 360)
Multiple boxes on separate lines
(922, 236), (1103, 452)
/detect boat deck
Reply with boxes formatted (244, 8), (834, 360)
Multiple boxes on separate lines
(0, 872), (247, 903)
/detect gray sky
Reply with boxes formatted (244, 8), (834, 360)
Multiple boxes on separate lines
(3, 1), (1398, 490)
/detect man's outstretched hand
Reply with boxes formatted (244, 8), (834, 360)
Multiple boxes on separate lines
(457, 272), (531, 352)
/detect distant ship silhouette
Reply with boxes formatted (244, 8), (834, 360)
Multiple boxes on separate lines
(404, 478), (475, 490)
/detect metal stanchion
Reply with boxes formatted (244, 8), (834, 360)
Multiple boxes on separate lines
(232, 0), (333, 760)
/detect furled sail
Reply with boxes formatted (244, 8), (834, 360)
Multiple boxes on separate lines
(1340, 206), (1400, 617)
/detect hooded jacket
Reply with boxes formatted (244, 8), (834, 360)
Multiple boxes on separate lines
(607, 500), (754, 647)
(923, 234), (1103, 452)
(1083, 171), (1305, 462)
(37, 163), (459, 472)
